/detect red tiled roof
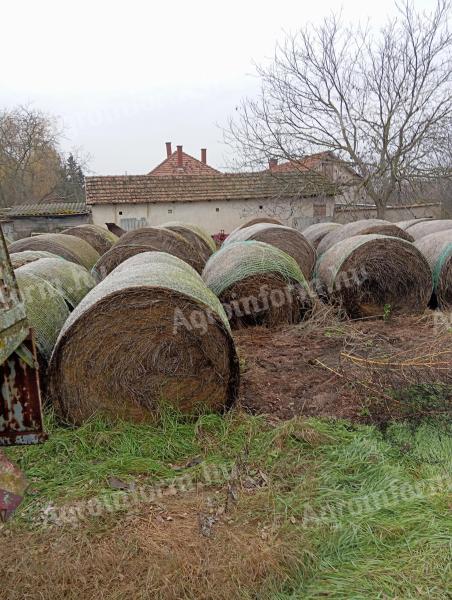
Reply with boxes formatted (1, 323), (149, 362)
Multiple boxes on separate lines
(269, 152), (332, 173)
(149, 151), (220, 176)
(86, 171), (337, 206)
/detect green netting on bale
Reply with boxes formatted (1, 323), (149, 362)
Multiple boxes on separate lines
(162, 221), (216, 252)
(56, 250), (232, 344)
(202, 240), (308, 297)
(110, 251), (202, 281)
(10, 250), (63, 269)
(414, 231), (452, 286)
(17, 258), (96, 309)
(15, 270), (70, 361)
(9, 233), (100, 270)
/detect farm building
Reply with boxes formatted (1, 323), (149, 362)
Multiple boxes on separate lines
(0, 200), (91, 241)
(86, 170), (337, 234)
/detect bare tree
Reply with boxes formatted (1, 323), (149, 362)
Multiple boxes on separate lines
(227, 1), (452, 218)
(0, 106), (61, 207)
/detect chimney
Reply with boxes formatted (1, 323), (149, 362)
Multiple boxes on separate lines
(269, 158), (278, 170)
(165, 142), (172, 158)
(201, 148), (207, 164)
(176, 145), (183, 168)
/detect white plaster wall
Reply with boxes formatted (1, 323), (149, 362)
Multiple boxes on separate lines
(90, 196), (333, 234)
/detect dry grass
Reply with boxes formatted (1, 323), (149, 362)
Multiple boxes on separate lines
(1, 486), (305, 600)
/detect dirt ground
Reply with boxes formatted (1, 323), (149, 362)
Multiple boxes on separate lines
(235, 311), (452, 423)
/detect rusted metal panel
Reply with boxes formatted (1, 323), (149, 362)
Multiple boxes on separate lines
(0, 226), (29, 364)
(0, 224), (47, 446)
(0, 334), (47, 446)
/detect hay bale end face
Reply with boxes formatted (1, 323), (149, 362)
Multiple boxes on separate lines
(10, 250), (63, 269)
(62, 224), (119, 255)
(49, 252), (239, 425)
(315, 234), (432, 318)
(16, 258), (96, 310)
(15, 271), (70, 363)
(9, 233), (100, 270)
(92, 227), (204, 280)
(202, 241), (313, 328)
(317, 219), (414, 256)
(403, 219), (452, 240)
(225, 224), (316, 280)
(414, 230), (452, 310)
(302, 222), (342, 248)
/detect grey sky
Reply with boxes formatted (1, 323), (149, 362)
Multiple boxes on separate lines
(2, 0), (435, 175)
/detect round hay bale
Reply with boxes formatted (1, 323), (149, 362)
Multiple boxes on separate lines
(302, 222), (342, 249)
(202, 241), (312, 328)
(224, 224), (316, 280)
(16, 258), (96, 310)
(160, 222), (214, 265)
(402, 219), (452, 240)
(48, 253), (240, 425)
(317, 219), (414, 256)
(15, 271), (70, 362)
(62, 224), (119, 255)
(396, 218), (433, 230)
(9, 233), (100, 270)
(414, 230), (452, 310)
(315, 234), (432, 318)
(92, 227), (203, 280)
(10, 250), (63, 269)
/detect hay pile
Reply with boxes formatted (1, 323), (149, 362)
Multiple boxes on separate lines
(16, 258), (96, 310)
(92, 227), (202, 280)
(161, 222), (215, 265)
(302, 222), (342, 248)
(414, 230), (452, 310)
(15, 271), (70, 363)
(317, 219), (414, 255)
(62, 224), (119, 255)
(403, 219), (452, 240)
(48, 252), (239, 425)
(9, 233), (100, 270)
(10, 250), (63, 269)
(315, 234), (432, 318)
(202, 241), (312, 328)
(225, 223), (316, 279)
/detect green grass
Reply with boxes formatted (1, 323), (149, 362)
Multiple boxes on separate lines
(4, 411), (451, 598)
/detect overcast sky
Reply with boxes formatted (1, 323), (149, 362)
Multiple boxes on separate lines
(2, 0), (435, 175)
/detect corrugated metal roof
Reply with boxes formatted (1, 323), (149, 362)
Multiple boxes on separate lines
(2, 201), (90, 217)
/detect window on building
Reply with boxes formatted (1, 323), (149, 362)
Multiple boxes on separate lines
(216, 207), (220, 212)
(168, 209), (173, 214)
(259, 205), (263, 210)
(118, 211), (123, 215)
